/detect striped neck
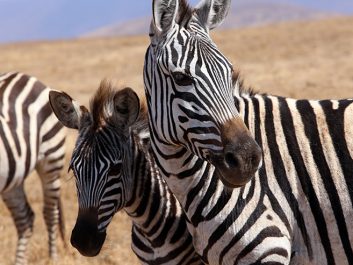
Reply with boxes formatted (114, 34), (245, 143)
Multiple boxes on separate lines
(124, 131), (175, 236)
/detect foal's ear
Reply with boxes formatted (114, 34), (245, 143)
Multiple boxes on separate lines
(49, 90), (87, 130)
(152, 0), (179, 34)
(196, 0), (231, 30)
(112, 87), (140, 131)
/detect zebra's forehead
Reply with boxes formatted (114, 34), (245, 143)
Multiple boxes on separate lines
(164, 26), (233, 72)
(70, 127), (123, 166)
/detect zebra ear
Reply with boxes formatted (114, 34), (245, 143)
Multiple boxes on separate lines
(196, 0), (231, 30)
(49, 91), (86, 130)
(112, 87), (140, 132)
(152, 0), (178, 34)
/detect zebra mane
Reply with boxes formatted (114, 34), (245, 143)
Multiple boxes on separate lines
(89, 79), (115, 130)
(89, 80), (148, 133)
(232, 70), (259, 97)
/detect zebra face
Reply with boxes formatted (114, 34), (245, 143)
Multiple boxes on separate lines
(145, 0), (262, 187)
(49, 84), (140, 257)
(68, 127), (130, 257)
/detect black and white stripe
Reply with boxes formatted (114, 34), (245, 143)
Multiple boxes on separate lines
(230, 89), (353, 264)
(49, 83), (202, 264)
(144, 0), (353, 264)
(0, 72), (66, 265)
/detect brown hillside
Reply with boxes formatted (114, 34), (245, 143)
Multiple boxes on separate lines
(0, 16), (353, 265)
(83, 0), (332, 38)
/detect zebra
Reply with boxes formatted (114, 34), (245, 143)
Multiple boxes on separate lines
(0, 72), (66, 265)
(49, 81), (203, 265)
(144, 0), (353, 264)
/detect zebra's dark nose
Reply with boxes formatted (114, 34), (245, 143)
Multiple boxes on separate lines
(212, 117), (262, 188)
(222, 138), (262, 185)
(70, 207), (106, 257)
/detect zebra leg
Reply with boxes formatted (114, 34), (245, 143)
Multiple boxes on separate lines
(36, 160), (64, 261)
(2, 184), (34, 265)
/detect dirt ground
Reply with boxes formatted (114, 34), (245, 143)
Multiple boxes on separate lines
(0, 16), (353, 265)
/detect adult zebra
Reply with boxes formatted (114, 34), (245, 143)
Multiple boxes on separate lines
(0, 72), (66, 265)
(144, 0), (353, 264)
(49, 82), (202, 265)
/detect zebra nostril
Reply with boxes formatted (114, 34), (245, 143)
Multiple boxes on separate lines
(252, 154), (260, 167)
(225, 152), (239, 168)
(251, 145), (262, 168)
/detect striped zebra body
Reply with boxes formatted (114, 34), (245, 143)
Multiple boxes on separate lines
(232, 90), (353, 264)
(0, 72), (66, 265)
(144, 0), (353, 264)
(49, 83), (202, 264)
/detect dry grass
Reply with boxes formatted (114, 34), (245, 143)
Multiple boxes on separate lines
(0, 16), (353, 265)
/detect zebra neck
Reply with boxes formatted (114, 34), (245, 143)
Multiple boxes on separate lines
(234, 92), (353, 144)
(124, 132), (173, 236)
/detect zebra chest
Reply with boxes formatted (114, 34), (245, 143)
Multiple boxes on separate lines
(184, 189), (294, 265)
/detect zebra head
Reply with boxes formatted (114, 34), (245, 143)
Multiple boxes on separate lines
(49, 82), (140, 257)
(145, 0), (262, 187)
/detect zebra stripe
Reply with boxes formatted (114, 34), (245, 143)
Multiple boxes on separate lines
(232, 93), (353, 264)
(0, 72), (66, 265)
(144, 0), (353, 264)
(50, 83), (202, 264)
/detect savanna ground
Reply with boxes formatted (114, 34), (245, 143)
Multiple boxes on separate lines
(0, 16), (353, 265)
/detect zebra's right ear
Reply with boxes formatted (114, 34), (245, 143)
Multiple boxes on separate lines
(112, 87), (140, 133)
(152, 0), (178, 34)
(49, 91), (86, 130)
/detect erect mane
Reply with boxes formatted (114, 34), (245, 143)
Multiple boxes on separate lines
(232, 70), (259, 97)
(89, 79), (115, 130)
(89, 80), (148, 132)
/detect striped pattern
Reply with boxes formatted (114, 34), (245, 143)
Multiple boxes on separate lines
(144, 0), (353, 264)
(0, 72), (66, 265)
(57, 85), (202, 264)
(126, 131), (202, 265)
(232, 90), (353, 265)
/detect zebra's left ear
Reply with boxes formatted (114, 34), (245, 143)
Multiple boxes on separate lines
(111, 87), (140, 133)
(196, 0), (231, 30)
(49, 90), (86, 130)
(152, 0), (178, 34)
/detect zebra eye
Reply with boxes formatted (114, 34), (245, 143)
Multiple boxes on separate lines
(172, 71), (194, 86)
(108, 163), (122, 176)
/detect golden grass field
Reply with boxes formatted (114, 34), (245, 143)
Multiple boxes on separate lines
(0, 16), (353, 264)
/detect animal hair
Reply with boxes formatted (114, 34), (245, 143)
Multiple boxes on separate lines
(176, 0), (194, 27)
(89, 79), (115, 130)
(232, 70), (259, 97)
(89, 79), (147, 132)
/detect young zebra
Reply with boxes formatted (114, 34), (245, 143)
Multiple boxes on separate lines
(144, 0), (353, 264)
(49, 82), (202, 265)
(0, 72), (66, 265)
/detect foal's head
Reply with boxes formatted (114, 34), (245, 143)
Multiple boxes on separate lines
(49, 82), (141, 256)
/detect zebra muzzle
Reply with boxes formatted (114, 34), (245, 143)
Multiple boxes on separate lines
(212, 117), (262, 188)
(70, 207), (107, 257)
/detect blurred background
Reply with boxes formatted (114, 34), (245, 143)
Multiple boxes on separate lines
(0, 0), (353, 264)
(1, 0), (353, 43)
